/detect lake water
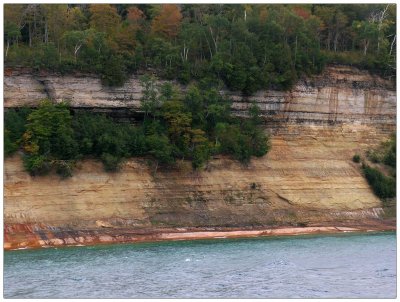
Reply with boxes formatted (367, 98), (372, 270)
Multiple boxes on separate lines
(3, 232), (396, 298)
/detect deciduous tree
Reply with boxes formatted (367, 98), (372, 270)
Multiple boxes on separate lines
(151, 4), (183, 39)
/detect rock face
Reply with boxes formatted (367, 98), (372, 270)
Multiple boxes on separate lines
(4, 132), (384, 227)
(3, 65), (396, 249)
(4, 65), (396, 131)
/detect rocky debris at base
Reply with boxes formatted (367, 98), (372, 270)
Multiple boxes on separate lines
(4, 220), (396, 251)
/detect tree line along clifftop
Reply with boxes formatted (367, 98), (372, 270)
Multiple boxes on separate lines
(4, 4), (396, 93)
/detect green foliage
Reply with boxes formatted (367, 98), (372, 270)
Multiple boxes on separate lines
(22, 154), (51, 176)
(201, 102), (268, 164)
(362, 164), (396, 199)
(7, 4), (395, 91)
(24, 100), (78, 159)
(367, 150), (381, 163)
(353, 154), (361, 163)
(161, 99), (192, 156)
(99, 54), (128, 86)
(4, 132), (16, 157)
(184, 85), (205, 128)
(190, 128), (211, 169)
(101, 153), (123, 172)
(32, 43), (59, 70)
(21, 100), (78, 176)
(4, 21), (21, 43)
(324, 50), (392, 76)
(145, 134), (174, 164)
(215, 122), (267, 164)
(72, 112), (139, 171)
(4, 108), (31, 156)
(366, 134), (396, 167)
(383, 134), (396, 168)
(384, 151), (396, 168)
(12, 81), (270, 176)
(249, 127), (270, 157)
(54, 160), (75, 178)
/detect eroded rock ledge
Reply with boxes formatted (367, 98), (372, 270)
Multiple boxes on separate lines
(4, 223), (395, 251)
(4, 65), (396, 133)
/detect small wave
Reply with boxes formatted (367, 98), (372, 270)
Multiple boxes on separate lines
(185, 258), (191, 262)
(267, 260), (295, 267)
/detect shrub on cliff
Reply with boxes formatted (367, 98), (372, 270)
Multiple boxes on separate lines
(73, 112), (142, 170)
(101, 153), (123, 172)
(22, 154), (52, 176)
(12, 83), (271, 177)
(145, 134), (174, 164)
(362, 164), (396, 199)
(213, 104), (269, 164)
(21, 100), (78, 176)
(352, 154), (361, 163)
(383, 134), (396, 168)
(99, 54), (128, 87)
(54, 160), (75, 178)
(4, 108), (31, 156)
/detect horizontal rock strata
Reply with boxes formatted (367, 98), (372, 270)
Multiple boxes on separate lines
(4, 125), (393, 249)
(3, 65), (396, 249)
(4, 224), (395, 250)
(4, 66), (396, 133)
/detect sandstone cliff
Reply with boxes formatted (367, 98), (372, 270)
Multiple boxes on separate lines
(4, 65), (395, 131)
(3, 65), (396, 249)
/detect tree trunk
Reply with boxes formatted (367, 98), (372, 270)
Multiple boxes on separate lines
(326, 32), (331, 51)
(209, 26), (218, 53)
(363, 39), (369, 56)
(203, 30), (213, 58)
(29, 24), (32, 47)
(334, 31), (339, 52)
(263, 44), (267, 66)
(74, 43), (82, 63)
(377, 5), (390, 53)
(154, 161), (159, 175)
(6, 40), (10, 58)
(44, 21), (48, 44)
(389, 34), (396, 56)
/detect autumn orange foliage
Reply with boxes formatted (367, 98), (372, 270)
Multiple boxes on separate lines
(127, 6), (145, 27)
(293, 7), (311, 20)
(151, 4), (183, 39)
